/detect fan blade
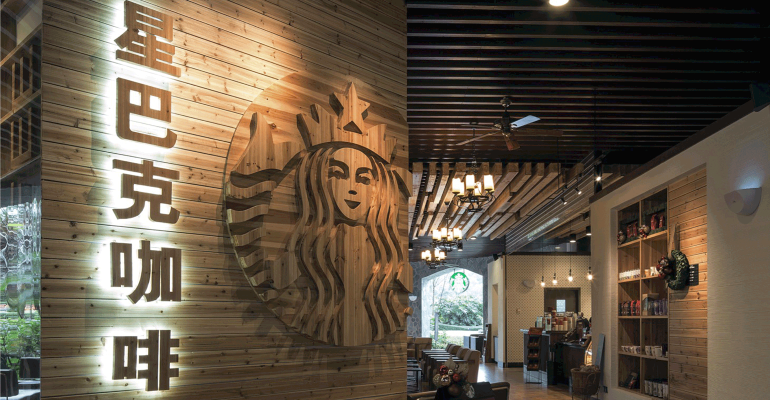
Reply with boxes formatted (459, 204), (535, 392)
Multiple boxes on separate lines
(459, 123), (496, 128)
(503, 135), (518, 151)
(509, 137), (521, 151)
(456, 130), (501, 146)
(511, 115), (540, 128)
(511, 127), (564, 137)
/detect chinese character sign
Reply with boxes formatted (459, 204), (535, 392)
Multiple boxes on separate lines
(113, 330), (179, 391)
(117, 78), (177, 148)
(115, 1), (180, 77)
(113, 159), (180, 224)
(111, 241), (182, 303)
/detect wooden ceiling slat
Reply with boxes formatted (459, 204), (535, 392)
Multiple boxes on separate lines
(408, 162), (424, 237)
(481, 163), (546, 237)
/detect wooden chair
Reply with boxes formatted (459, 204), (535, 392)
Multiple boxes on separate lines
(413, 337), (433, 361)
(461, 349), (482, 383)
(407, 336), (416, 359)
(406, 382), (511, 400)
(425, 348), (471, 384)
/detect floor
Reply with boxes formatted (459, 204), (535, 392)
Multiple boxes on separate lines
(477, 363), (573, 400)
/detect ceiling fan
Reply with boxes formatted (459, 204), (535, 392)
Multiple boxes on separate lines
(456, 96), (563, 151)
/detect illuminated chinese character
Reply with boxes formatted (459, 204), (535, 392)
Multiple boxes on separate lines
(115, 1), (180, 76)
(113, 330), (179, 391)
(117, 78), (177, 148)
(113, 159), (180, 224)
(111, 240), (182, 303)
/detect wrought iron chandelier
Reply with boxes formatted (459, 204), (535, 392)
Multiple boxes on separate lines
(421, 248), (448, 269)
(451, 128), (495, 212)
(431, 214), (463, 253)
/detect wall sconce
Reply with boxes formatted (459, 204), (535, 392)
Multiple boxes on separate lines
(409, 294), (418, 302)
(724, 187), (762, 215)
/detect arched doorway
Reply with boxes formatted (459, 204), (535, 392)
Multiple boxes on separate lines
(421, 268), (484, 349)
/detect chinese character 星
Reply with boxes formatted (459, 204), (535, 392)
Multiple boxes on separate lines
(115, 1), (180, 76)
(113, 159), (180, 224)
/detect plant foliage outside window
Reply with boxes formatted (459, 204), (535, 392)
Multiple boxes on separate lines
(434, 295), (483, 327)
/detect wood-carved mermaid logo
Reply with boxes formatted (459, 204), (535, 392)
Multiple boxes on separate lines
(224, 72), (413, 346)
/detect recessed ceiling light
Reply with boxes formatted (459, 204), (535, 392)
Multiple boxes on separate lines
(549, 0), (569, 6)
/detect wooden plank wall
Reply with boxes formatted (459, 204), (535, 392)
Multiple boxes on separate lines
(39, 0), (407, 398)
(668, 168), (708, 400)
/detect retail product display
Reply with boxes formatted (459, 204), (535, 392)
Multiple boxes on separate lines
(642, 294), (667, 316)
(619, 270), (641, 281)
(616, 189), (669, 396)
(621, 372), (639, 389)
(644, 379), (669, 398)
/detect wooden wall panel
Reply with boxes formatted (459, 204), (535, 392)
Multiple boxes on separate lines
(40, 0), (407, 398)
(669, 168), (708, 400)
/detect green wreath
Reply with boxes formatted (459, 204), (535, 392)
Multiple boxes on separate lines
(666, 249), (689, 290)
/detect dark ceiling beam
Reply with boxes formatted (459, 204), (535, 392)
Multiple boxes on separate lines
(406, 1), (759, 14)
(405, 49), (761, 63)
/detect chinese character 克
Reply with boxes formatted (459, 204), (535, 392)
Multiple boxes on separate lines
(113, 159), (180, 224)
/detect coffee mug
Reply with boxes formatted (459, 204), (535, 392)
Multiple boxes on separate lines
(645, 346), (652, 356)
(653, 346), (663, 358)
(662, 383), (669, 397)
(653, 382), (660, 397)
(644, 380), (652, 394)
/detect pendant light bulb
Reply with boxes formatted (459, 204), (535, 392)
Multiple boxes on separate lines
(575, 187), (582, 195)
(549, 0), (569, 6)
(552, 273), (558, 285)
(541, 276), (546, 287)
(568, 272), (574, 282)
(587, 267), (593, 281)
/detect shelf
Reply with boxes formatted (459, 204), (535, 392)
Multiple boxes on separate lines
(641, 315), (668, 319)
(618, 278), (640, 284)
(0, 88), (41, 124)
(642, 230), (667, 241)
(0, 25), (41, 67)
(641, 275), (663, 281)
(0, 154), (40, 180)
(640, 354), (669, 361)
(619, 351), (640, 358)
(619, 316), (640, 319)
(617, 387), (641, 395)
(618, 238), (641, 248)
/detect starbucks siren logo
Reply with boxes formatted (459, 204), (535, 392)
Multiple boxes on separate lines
(449, 271), (470, 294)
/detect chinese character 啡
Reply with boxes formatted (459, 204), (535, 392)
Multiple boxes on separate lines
(113, 330), (179, 391)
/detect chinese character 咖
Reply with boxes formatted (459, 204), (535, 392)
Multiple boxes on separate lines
(111, 241), (182, 303)
(115, 1), (180, 76)
(113, 159), (180, 224)
(117, 78), (177, 148)
(113, 330), (179, 391)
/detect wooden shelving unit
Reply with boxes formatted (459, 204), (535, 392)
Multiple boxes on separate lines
(616, 189), (669, 396)
(0, 1), (41, 180)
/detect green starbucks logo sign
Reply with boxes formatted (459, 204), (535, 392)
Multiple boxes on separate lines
(449, 271), (470, 294)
